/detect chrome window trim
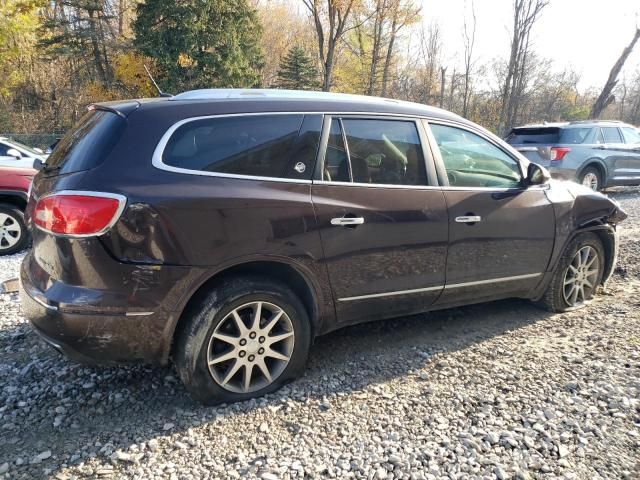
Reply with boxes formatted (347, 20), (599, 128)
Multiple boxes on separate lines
(337, 273), (542, 301)
(34, 190), (127, 238)
(152, 111), (468, 184)
(151, 110), (545, 191)
(313, 180), (440, 190)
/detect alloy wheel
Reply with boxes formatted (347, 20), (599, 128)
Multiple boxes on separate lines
(562, 245), (600, 307)
(581, 172), (599, 191)
(0, 212), (22, 251)
(207, 301), (295, 393)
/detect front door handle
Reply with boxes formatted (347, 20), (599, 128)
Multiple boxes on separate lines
(455, 215), (482, 223)
(331, 216), (365, 227)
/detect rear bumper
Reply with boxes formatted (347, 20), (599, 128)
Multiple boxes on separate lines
(547, 166), (577, 182)
(20, 251), (184, 365)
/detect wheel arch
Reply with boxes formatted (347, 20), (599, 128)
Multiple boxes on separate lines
(0, 192), (27, 211)
(533, 223), (617, 301)
(577, 159), (608, 185)
(167, 258), (322, 362)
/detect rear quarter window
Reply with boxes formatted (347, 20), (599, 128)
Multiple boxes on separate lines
(162, 114), (321, 180)
(44, 109), (126, 175)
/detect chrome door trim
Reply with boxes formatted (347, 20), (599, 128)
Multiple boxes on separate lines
(444, 273), (542, 289)
(338, 285), (443, 302)
(337, 272), (543, 301)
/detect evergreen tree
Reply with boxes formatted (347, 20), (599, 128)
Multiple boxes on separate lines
(275, 45), (320, 90)
(133, 0), (263, 92)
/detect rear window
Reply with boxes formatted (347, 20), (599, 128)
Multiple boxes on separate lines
(162, 114), (321, 180)
(506, 128), (560, 144)
(44, 109), (126, 175)
(506, 127), (592, 145)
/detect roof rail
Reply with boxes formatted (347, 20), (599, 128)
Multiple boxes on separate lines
(568, 119), (623, 125)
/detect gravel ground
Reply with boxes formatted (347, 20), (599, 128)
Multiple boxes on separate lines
(1, 190), (639, 480)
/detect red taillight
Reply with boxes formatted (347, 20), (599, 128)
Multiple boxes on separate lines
(34, 193), (125, 236)
(550, 147), (571, 161)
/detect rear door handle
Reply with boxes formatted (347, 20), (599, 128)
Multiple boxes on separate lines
(331, 216), (365, 226)
(455, 215), (482, 223)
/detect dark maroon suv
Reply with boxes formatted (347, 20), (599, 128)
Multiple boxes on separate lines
(20, 90), (626, 404)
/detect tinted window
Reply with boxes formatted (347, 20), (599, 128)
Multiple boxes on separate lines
(45, 110), (126, 175)
(164, 114), (318, 180)
(621, 127), (640, 144)
(323, 118), (427, 186)
(324, 119), (349, 182)
(506, 127), (559, 144)
(602, 127), (623, 143)
(431, 124), (522, 188)
(0, 143), (9, 156)
(559, 128), (591, 144)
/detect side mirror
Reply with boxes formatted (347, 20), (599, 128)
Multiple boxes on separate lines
(32, 159), (44, 170)
(526, 162), (551, 185)
(6, 148), (22, 159)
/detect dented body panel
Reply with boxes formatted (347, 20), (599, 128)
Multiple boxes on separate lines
(19, 93), (627, 366)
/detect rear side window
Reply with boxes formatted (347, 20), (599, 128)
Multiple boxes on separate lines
(601, 127), (623, 143)
(621, 127), (640, 144)
(322, 118), (427, 186)
(45, 109), (126, 175)
(162, 114), (321, 180)
(506, 128), (559, 144)
(559, 128), (591, 144)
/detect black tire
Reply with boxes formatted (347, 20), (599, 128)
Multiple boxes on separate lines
(174, 276), (311, 405)
(0, 203), (29, 256)
(538, 232), (605, 312)
(578, 166), (602, 191)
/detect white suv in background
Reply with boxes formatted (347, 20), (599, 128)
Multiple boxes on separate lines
(0, 137), (47, 169)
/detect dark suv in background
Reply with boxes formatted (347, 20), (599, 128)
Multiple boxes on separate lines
(506, 120), (640, 191)
(20, 90), (626, 404)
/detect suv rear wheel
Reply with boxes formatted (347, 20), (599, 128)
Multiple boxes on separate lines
(174, 276), (311, 404)
(0, 204), (28, 255)
(579, 166), (602, 191)
(538, 232), (604, 312)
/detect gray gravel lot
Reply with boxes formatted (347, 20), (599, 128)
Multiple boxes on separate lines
(1, 189), (639, 480)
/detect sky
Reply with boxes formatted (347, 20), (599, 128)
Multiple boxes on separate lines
(420, 0), (640, 90)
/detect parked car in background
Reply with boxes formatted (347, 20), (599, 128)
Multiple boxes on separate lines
(506, 120), (640, 191)
(0, 137), (47, 170)
(20, 90), (626, 405)
(0, 165), (35, 255)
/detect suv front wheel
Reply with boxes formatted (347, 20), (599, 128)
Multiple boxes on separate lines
(175, 276), (311, 404)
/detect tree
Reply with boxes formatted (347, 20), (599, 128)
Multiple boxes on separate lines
(498, 0), (548, 134)
(461, 0), (476, 116)
(591, 26), (640, 118)
(275, 45), (320, 90)
(133, 0), (263, 92)
(256, 1), (314, 88)
(303, 0), (360, 91)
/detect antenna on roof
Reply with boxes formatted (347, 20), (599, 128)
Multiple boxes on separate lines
(144, 65), (172, 98)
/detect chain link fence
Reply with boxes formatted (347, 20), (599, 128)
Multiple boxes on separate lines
(0, 133), (62, 151)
